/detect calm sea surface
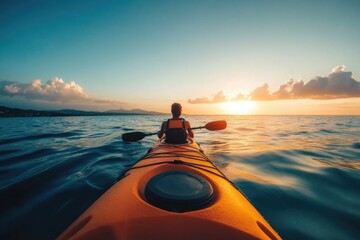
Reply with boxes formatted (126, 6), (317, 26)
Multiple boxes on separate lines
(0, 115), (359, 239)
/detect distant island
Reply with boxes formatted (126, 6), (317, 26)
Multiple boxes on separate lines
(0, 106), (165, 117)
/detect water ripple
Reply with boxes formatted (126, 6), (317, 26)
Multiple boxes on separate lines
(0, 131), (79, 146)
(351, 142), (360, 149)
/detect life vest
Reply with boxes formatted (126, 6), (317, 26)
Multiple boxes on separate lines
(165, 118), (187, 144)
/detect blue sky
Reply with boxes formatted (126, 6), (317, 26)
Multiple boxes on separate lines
(1, 0), (360, 114)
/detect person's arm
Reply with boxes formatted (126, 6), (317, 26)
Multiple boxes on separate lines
(158, 121), (166, 139)
(186, 121), (194, 138)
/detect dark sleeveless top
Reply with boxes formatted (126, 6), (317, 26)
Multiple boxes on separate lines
(165, 118), (187, 144)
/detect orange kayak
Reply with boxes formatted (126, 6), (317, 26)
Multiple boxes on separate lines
(59, 139), (281, 240)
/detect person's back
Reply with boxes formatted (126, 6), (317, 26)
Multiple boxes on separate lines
(164, 118), (187, 144)
(158, 103), (194, 143)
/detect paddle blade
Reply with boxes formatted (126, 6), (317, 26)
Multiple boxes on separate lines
(204, 120), (227, 131)
(122, 131), (146, 142)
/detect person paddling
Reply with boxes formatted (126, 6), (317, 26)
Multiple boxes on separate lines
(158, 103), (194, 143)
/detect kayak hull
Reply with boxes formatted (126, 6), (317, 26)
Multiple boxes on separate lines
(59, 139), (281, 240)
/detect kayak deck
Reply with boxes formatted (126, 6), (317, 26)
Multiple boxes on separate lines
(59, 139), (281, 240)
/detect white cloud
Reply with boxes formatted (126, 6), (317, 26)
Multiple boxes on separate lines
(268, 65), (360, 100)
(189, 65), (360, 103)
(4, 85), (20, 93)
(189, 90), (229, 104)
(0, 77), (126, 108)
(188, 90), (249, 104)
(332, 65), (345, 73)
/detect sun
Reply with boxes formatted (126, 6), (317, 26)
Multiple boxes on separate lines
(222, 100), (256, 115)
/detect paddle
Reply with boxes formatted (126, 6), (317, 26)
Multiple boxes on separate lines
(122, 120), (227, 142)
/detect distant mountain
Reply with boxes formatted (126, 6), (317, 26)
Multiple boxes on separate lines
(0, 106), (165, 117)
(105, 108), (164, 115)
(0, 106), (67, 117)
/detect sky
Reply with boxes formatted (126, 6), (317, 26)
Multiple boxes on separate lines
(1, 0), (360, 115)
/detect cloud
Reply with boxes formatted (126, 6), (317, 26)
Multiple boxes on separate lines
(0, 77), (126, 108)
(265, 65), (360, 100)
(188, 65), (360, 103)
(188, 90), (248, 104)
(188, 90), (227, 104)
(250, 83), (272, 100)
(1, 78), (88, 102)
(332, 65), (345, 73)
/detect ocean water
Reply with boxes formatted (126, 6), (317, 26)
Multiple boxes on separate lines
(0, 115), (359, 240)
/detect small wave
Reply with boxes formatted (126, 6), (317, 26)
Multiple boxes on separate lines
(336, 123), (350, 127)
(236, 127), (255, 131)
(319, 129), (338, 134)
(88, 133), (108, 138)
(295, 131), (309, 135)
(351, 142), (360, 149)
(317, 158), (360, 170)
(94, 156), (126, 166)
(85, 173), (115, 190)
(0, 131), (79, 146)
(0, 149), (18, 157)
(0, 148), (55, 168)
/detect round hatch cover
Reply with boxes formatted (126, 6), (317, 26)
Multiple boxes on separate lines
(145, 171), (214, 212)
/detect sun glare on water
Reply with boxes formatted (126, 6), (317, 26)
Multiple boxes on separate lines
(222, 101), (256, 115)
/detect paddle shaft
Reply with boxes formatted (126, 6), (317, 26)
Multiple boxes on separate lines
(122, 120), (226, 142)
(143, 125), (205, 136)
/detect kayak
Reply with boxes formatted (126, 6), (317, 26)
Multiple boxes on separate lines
(59, 138), (281, 240)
